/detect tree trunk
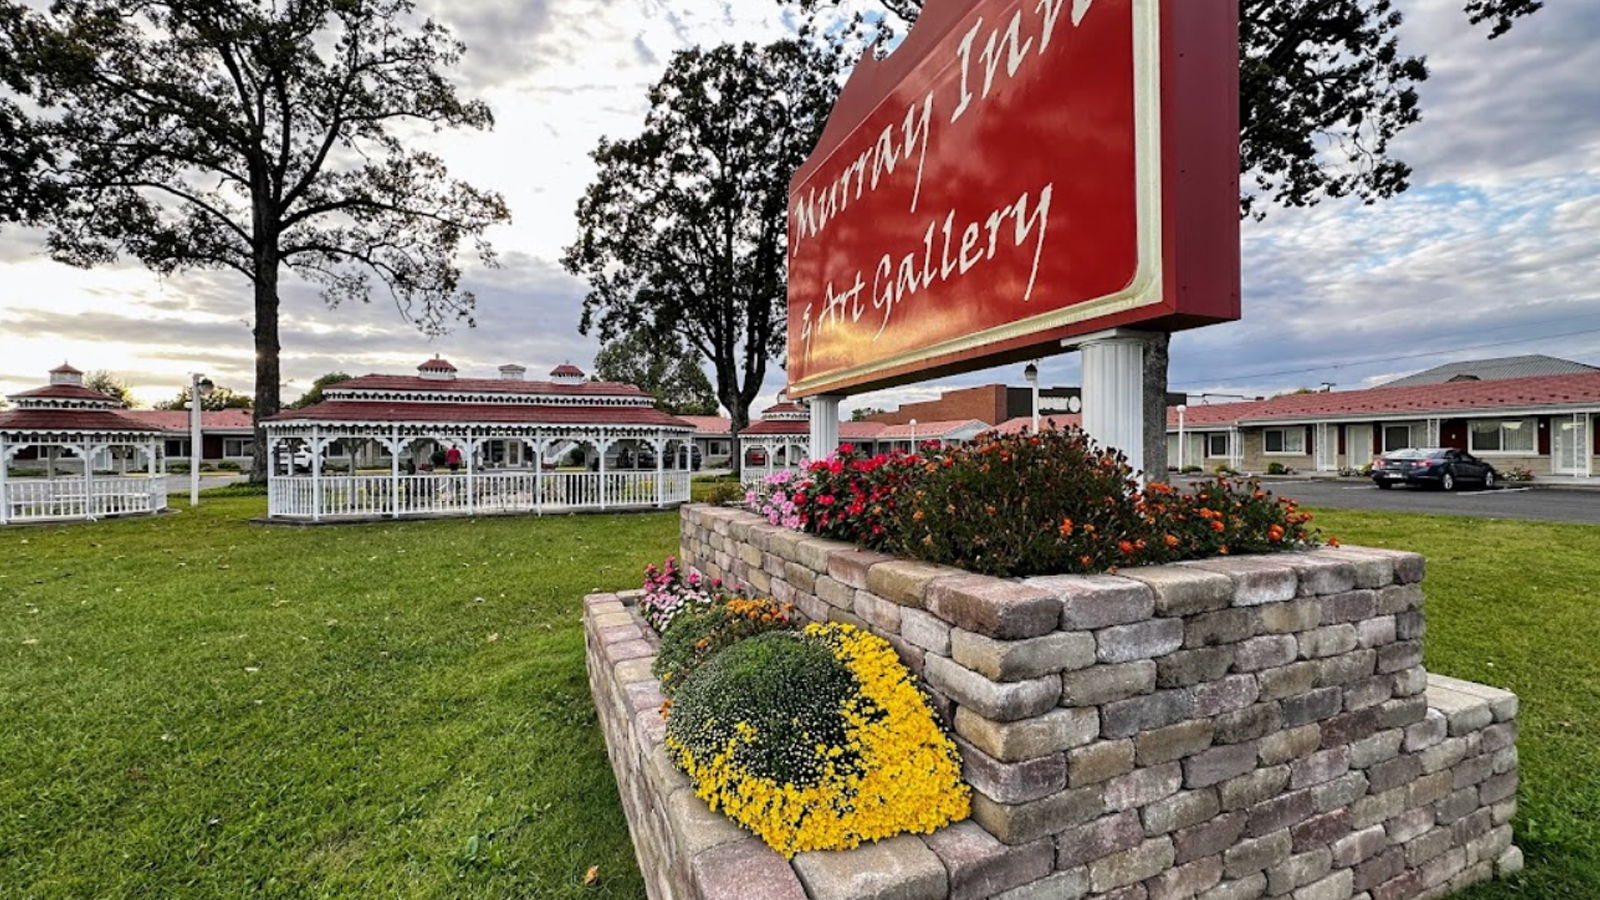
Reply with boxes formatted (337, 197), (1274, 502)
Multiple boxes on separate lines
(249, 246), (281, 485)
(1143, 333), (1171, 484)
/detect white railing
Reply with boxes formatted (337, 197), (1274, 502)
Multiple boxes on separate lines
(267, 469), (693, 521)
(1, 476), (167, 524)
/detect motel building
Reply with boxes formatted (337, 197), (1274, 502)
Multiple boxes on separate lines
(262, 359), (696, 522)
(1168, 358), (1600, 479)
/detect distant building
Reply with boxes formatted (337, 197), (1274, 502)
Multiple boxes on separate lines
(1378, 354), (1600, 387)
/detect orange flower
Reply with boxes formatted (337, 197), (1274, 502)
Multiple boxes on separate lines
(1118, 540), (1135, 555)
(1329, 536), (1342, 547)
(1058, 518), (1074, 537)
(1164, 534), (1179, 548)
(1211, 520), (1225, 533)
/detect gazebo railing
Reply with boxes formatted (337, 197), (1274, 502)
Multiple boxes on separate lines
(2, 476), (167, 524)
(267, 470), (693, 521)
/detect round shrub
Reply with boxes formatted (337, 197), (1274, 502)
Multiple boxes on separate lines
(665, 624), (969, 856)
(891, 429), (1148, 577)
(652, 597), (798, 695)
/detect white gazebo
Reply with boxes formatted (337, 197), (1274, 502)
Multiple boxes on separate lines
(0, 365), (168, 524)
(263, 359), (698, 521)
(738, 400), (814, 488)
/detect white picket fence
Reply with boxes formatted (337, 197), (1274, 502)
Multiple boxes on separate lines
(267, 470), (692, 521)
(1, 476), (168, 524)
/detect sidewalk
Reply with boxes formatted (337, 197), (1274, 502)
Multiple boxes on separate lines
(1246, 471), (1600, 491)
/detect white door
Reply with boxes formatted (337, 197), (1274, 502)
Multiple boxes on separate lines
(1316, 424), (1338, 472)
(1346, 424), (1373, 469)
(1553, 417), (1588, 475)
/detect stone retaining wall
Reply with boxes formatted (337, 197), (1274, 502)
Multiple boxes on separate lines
(584, 505), (1524, 900)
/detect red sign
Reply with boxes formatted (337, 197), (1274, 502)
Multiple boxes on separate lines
(787, 0), (1239, 398)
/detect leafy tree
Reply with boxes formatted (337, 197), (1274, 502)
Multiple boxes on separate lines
(563, 39), (840, 457)
(154, 385), (253, 412)
(0, 0), (510, 482)
(289, 372), (353, 409)
(593, 330), (720, 416)
(83, 370), (138, 408)
(851, 407), (887, 422)
(787, 0), (1540, 216)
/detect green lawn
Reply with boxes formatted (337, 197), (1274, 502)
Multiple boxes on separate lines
(1, 498), (1595, 898)
(0, 495), (675, 899)
(1309, 508), (1600, 900)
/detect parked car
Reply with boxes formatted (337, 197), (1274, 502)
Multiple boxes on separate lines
(1370, 448), (1498, 491)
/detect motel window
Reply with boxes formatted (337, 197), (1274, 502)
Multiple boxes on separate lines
(1469, 419), (1535, 454)
(1263, 427), (1306, 455)
(164, 439), (190, 457)
(1206, 433), (1230, 458)
(708, 440), (727, 455)
(1383, 425), (1414, 452)
(223, 438), (252, 457)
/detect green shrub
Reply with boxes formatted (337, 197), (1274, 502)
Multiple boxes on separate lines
(167, 463), (191, 474)
(887, 430), (1146, 577)
(665, 624), (969, 856)
(653, 597), (799, 695)
(668, 632), (858, 789)
(216, 460), (242, 472)
(1180, 465), (1204, 474)
(1265, 461), (1289, 475)
(783, 430), (1324, 577)
(698, 480), (745, 505)
(1213, 463), (1241, 476)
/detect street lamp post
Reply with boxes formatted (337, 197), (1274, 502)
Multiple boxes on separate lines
(1176, 404), (1187, 471)
(909, 418), (917, 452)
(189, 373), (214, 506)
(1024, 362), (1040, 432)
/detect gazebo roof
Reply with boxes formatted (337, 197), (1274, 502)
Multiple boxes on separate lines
(267, 400), (693, 429)
(327, 374), (650, 398)
(550, 363), (586, 378)
(0, 408), (167, 437)
(7, 384), (118, 403)
(49, 363), (84, 375)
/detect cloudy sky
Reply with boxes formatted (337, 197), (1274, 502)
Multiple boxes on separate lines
(1, 0), (1596, 415)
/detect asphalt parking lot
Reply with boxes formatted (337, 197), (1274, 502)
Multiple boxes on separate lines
(1212, 477), (1600, 525)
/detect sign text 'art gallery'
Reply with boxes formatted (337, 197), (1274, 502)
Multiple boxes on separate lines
(785, 0), (1240, 397)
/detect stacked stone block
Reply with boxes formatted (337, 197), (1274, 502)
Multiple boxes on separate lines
(584, 505), (1524, 900)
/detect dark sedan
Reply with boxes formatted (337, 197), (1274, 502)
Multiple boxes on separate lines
(1370, 448), (1498, 490)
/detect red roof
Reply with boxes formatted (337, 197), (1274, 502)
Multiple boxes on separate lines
(8, 384), (119, 403)
(266, 400), (692, 429)
(418, 357), (457, 371)
(760, 401), (807, 416)
(331, 374), (648, 399)
(991, 415), (1083, 435)
(740, 417), (810, 437)
(550, 364), (586, 377)
(0, 409), (165, 434)
(122, 410), (256, 432)
(871, 418), (987, 440)
(50, 363), (84, 375)
(679, 415), (732, 436)
(1166, 372), (1600, 428)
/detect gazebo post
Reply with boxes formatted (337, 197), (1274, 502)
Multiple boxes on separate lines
(146, 439), (158, 510)
(311, 426), (323, 523)
(598, 436), (609, 512)
(534, 438), (544, 515)
(465, 437), (476, 516)
(390, 427), (401, 519)
(654, 434), (665, 508)
(82, 442), (96, 520)
(0, 438), (9, 525)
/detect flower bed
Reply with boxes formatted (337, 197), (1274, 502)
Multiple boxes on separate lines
(628, 504), (1526, 900)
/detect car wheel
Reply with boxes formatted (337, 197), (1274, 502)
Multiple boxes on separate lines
(1442, 471), (1456, 491)
(1483, 470), (1496, 490)
(1375, 481), (1392, 490)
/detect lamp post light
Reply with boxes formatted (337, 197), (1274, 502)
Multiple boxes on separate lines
(189, 373), (214, 506)
(1024, 361), (1040, 432)
(909, 418), (917, 452)
(1176, 404), (1187, 472)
